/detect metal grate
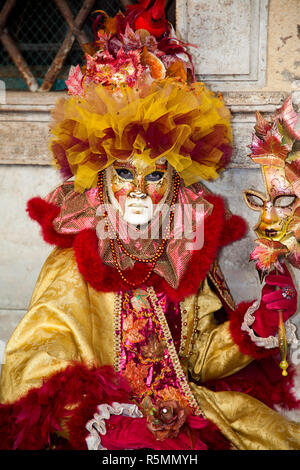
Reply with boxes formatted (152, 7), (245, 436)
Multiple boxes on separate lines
(0, 0), (128, 90)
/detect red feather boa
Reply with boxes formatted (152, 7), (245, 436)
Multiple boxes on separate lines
(18, 192), (299, 451)
(205, 356), (300, 412)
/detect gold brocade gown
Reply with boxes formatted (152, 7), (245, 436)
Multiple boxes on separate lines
(1, 247), (300, 450)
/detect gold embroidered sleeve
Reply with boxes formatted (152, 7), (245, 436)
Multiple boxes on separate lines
(0, 247), (98, 404)
(187, 279), (253, 383)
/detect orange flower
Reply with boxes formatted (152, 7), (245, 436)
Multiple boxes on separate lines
(166, 60), (187, 81)
(123, 360), (150, 395)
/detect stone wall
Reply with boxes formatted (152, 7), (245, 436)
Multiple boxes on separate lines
(0, 0), (300, 364)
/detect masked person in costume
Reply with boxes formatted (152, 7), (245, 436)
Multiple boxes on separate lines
(1, 1), (300, 451)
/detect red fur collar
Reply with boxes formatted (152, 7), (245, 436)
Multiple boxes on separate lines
(27, 194), (247, 302)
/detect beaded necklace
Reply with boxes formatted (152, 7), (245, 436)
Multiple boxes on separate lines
(97, 170), (181, 287)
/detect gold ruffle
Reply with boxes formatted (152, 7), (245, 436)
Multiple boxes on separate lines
(191, 385), (300, 450)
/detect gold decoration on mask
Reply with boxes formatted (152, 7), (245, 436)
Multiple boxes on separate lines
(97, 169), (181, 288)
